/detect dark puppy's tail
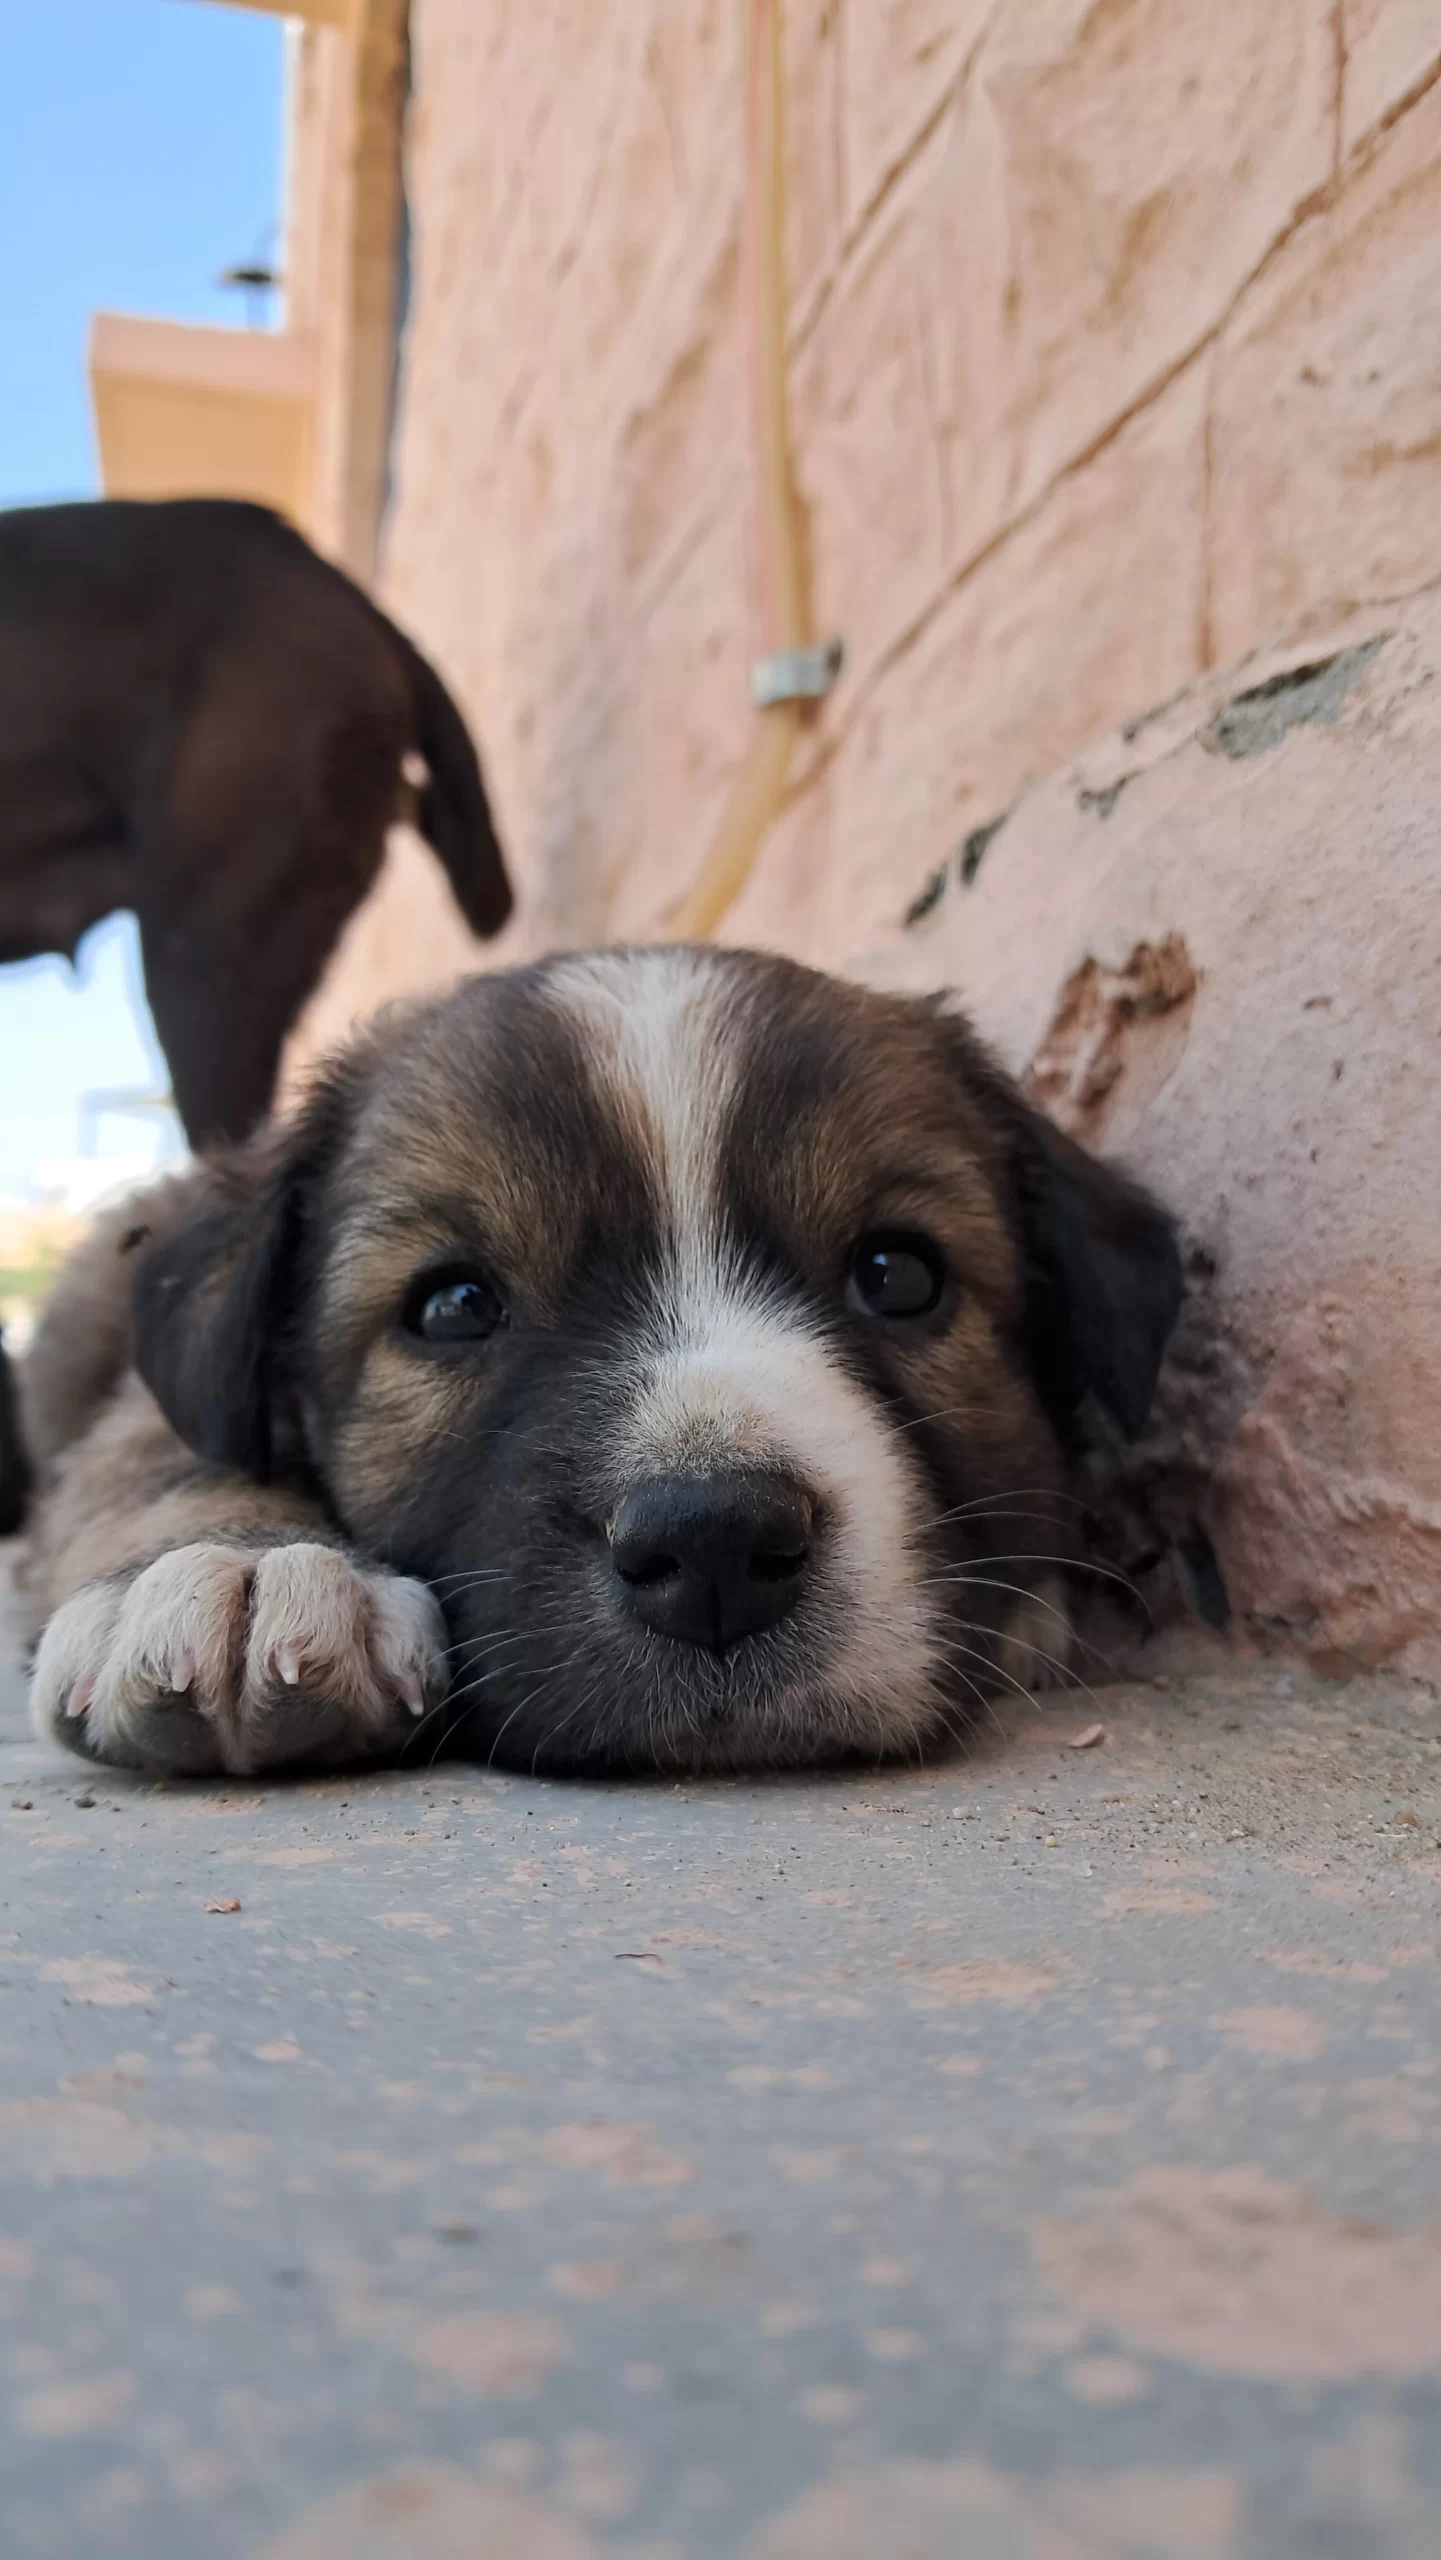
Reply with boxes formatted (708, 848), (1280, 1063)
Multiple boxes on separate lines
(0, 1329), (32, 1536)
(389, 622), (513, 939)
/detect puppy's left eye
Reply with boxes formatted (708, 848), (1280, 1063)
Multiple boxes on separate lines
(403, 1272), (504, 1346)
(848, 1230), (947, 1319)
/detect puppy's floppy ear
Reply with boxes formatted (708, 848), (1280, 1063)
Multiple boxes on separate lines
(1009, 1100), (1182, 1441)
(131, 1078), (347, 1480)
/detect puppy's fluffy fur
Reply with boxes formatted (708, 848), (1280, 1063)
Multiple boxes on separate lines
(18, 947), (1181, 1778)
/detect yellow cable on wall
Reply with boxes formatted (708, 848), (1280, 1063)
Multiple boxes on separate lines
(664, 0), (838, 942)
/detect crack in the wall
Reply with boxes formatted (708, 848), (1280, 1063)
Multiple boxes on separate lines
(837, 60), (962, 257)
(632, 474), (743, 634)
(860, 0), (1004, 257)
(1197, 343), (1217, 672)
(901, 862), (947, 927)
(1350, 44), (1441, 164)
(958, 808), (1007, 884)
(900, 807), (1009, 927)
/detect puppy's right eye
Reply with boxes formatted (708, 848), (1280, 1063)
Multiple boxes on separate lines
(848, 1230), (947, 1319)
(402, 1272), (504, 1346)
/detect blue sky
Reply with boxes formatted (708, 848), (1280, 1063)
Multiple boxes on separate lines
(0, 0), (285, 1194)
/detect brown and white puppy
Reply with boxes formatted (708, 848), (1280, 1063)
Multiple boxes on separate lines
(19, 946), (1181, 1779)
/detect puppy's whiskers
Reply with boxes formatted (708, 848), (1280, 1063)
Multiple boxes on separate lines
(929, 1615), (1066, 1711)
(932, 1549), (1148, 1612)
(481, 1648), (589, 1769)
(928, 1642), (1010, 1740)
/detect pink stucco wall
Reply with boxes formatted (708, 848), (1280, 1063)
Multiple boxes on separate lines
(346, 1), (1441, 958)
(285, 1), (1441, 1675)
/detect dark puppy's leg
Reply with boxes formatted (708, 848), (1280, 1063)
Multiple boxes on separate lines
(140, 895), (365, 1154)
(138, 636), (398, 1148)
(27, 1381), (446, 1777)
(0, 1329), (29, 1534)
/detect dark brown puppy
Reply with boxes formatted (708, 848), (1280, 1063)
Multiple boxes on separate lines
(22, 947), (1181, 1779)
(0, 498), (511, 1149)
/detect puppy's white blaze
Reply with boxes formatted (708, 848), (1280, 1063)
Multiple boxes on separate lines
(548, 949), (939, 1739)
(545, 946), (738, 1289)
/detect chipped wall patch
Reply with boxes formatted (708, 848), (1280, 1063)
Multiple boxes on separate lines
(1205, 638), (1387, 759)
(1028, 937), (1198, 1139)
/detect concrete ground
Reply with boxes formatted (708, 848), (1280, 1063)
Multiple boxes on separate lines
(2, 1551), (1439, 2559)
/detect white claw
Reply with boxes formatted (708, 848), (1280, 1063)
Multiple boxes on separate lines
(171, 1652), (195, 1694)
(67, 1673), (97, 1721)
(275, 1647), (301, 1687)
(399, 1672), (426, 1718)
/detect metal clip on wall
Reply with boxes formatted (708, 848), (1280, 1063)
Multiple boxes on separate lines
(750, 641), (844, 711)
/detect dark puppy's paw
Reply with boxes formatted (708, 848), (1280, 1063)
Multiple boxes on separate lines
(30, 1542), (447, 1775)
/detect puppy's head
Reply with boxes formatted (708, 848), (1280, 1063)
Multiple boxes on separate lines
(133, 947), (1180, 1772)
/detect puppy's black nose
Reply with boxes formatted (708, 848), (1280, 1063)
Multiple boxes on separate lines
(609, 1472), (813, 1652)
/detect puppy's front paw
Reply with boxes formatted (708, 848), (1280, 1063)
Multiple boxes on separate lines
(31, 1542), (447, 1775)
